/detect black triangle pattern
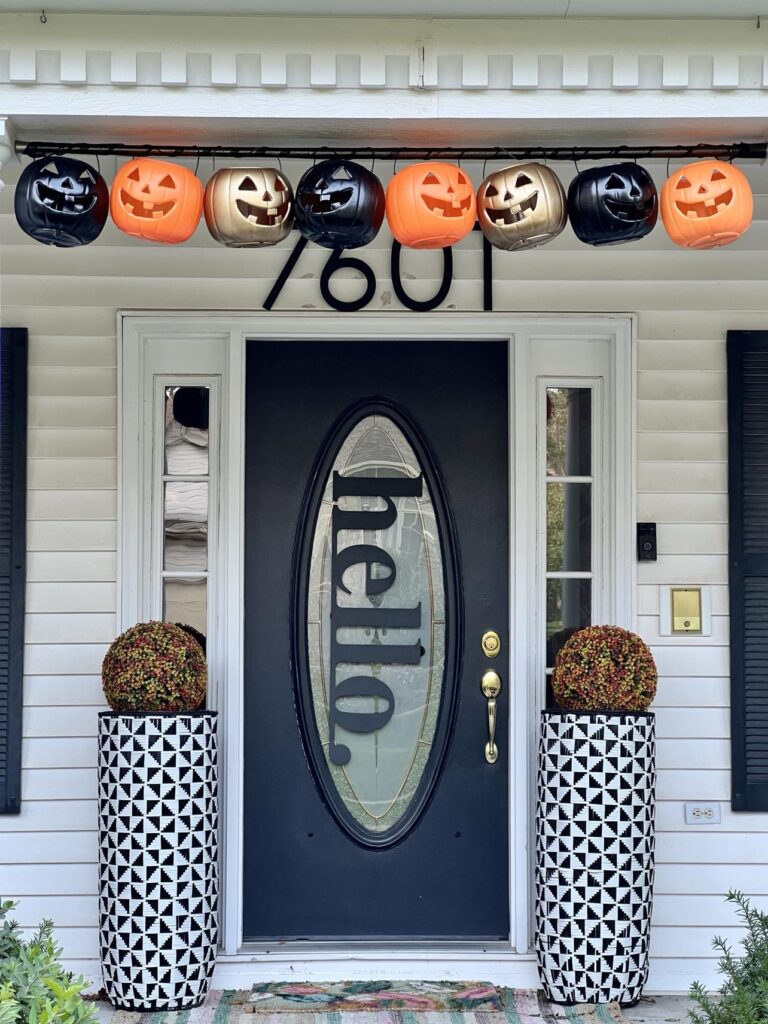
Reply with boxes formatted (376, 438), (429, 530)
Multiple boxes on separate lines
(534, 711), (655, 1006)
(97, 712), (219, 1013)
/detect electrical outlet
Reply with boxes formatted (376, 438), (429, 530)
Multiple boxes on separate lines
(684, 802), (721, 824)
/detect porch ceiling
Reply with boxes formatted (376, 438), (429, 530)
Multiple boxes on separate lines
(3, 13), (768, 164)
(3, 0), (768, 16)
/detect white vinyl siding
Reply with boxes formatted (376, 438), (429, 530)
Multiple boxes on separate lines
(1, 156), (767, 989)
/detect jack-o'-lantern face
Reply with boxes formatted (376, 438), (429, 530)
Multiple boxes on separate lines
(478, 163), (566, 251)
(386, 162), (477, 249)
(301, 169), (352, 214)
(295, 158), (385, 249)
(15, 156), (109, 247)
(420, 167), (473, 219)
(568, 163), (658, 246)
(110, 158), (203, 244)
(204, 167), (294, 247)
(660, 160), (753, 249)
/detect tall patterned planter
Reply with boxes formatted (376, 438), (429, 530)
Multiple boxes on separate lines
(535, 710), (655, 1006)
(98, 711), (218, 1012)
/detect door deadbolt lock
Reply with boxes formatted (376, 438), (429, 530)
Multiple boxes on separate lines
(481, 630), (501, 658)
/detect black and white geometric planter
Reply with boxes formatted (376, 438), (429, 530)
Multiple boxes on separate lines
(535, 710), (655, 1007)
(97, 711), (218, 1012)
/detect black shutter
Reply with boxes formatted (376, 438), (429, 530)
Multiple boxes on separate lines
(727, 330), (768, 811)
(0, 329), (26, 815)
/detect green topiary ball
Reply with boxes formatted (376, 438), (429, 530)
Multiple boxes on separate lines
(102, 620), (207, 712)
(552, 625), (657, 712)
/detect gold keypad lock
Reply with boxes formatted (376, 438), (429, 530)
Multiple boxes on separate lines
(481, 630), (501, 658)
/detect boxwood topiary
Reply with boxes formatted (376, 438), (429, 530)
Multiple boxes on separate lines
(102, 620), (207, 712)
(552, 624), (657, 712)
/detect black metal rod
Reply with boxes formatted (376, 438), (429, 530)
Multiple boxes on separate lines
(15, 141), (768, 162)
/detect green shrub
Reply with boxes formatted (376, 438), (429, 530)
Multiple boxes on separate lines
(0, 901), (97, 1024)
(689, 890), (768, 1024)
(0, 984), (20, 1024)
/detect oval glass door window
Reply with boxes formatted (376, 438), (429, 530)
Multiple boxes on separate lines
(299, 407), (457, 847)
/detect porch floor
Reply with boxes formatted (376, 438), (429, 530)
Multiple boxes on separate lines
(623, 996), (693, 1022)
(92, 995), (693, 1022)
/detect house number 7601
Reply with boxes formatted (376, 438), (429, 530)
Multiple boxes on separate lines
(263, 230), (495, 313)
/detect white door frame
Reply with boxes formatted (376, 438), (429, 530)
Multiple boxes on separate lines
(118, 311), (635, 980)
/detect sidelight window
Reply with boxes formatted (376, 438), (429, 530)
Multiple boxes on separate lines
(159, 385), (212, 637)
(124, 366), (220, 670)
(543, 386), (596, 707)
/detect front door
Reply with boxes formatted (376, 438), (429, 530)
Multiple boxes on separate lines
(243, 338), (509, 942)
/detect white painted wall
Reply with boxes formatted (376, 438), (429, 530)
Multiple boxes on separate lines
(0, 154), (766, 992)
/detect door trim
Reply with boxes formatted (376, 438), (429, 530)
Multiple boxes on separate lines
(118, 311), (636, 962)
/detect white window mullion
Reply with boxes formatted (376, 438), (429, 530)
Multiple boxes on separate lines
(151, 375), (167, 622)
(545, 571), (593, 580)
(546, 475), (593, 485)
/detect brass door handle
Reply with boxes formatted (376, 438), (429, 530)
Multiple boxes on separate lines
(481, 670), (502, 764)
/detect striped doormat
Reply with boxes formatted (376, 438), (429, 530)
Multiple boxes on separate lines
(107, 985), (628, 1023)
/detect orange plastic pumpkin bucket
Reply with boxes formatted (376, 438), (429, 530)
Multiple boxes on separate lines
(660, 159), (752, 249)
(111, 158), (203, 244)
(386, 162), (476, 249)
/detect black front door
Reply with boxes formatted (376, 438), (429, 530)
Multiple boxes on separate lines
(243, 338), (509, 942)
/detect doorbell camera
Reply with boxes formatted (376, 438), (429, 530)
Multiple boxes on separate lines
(637, 522), (657, 561)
